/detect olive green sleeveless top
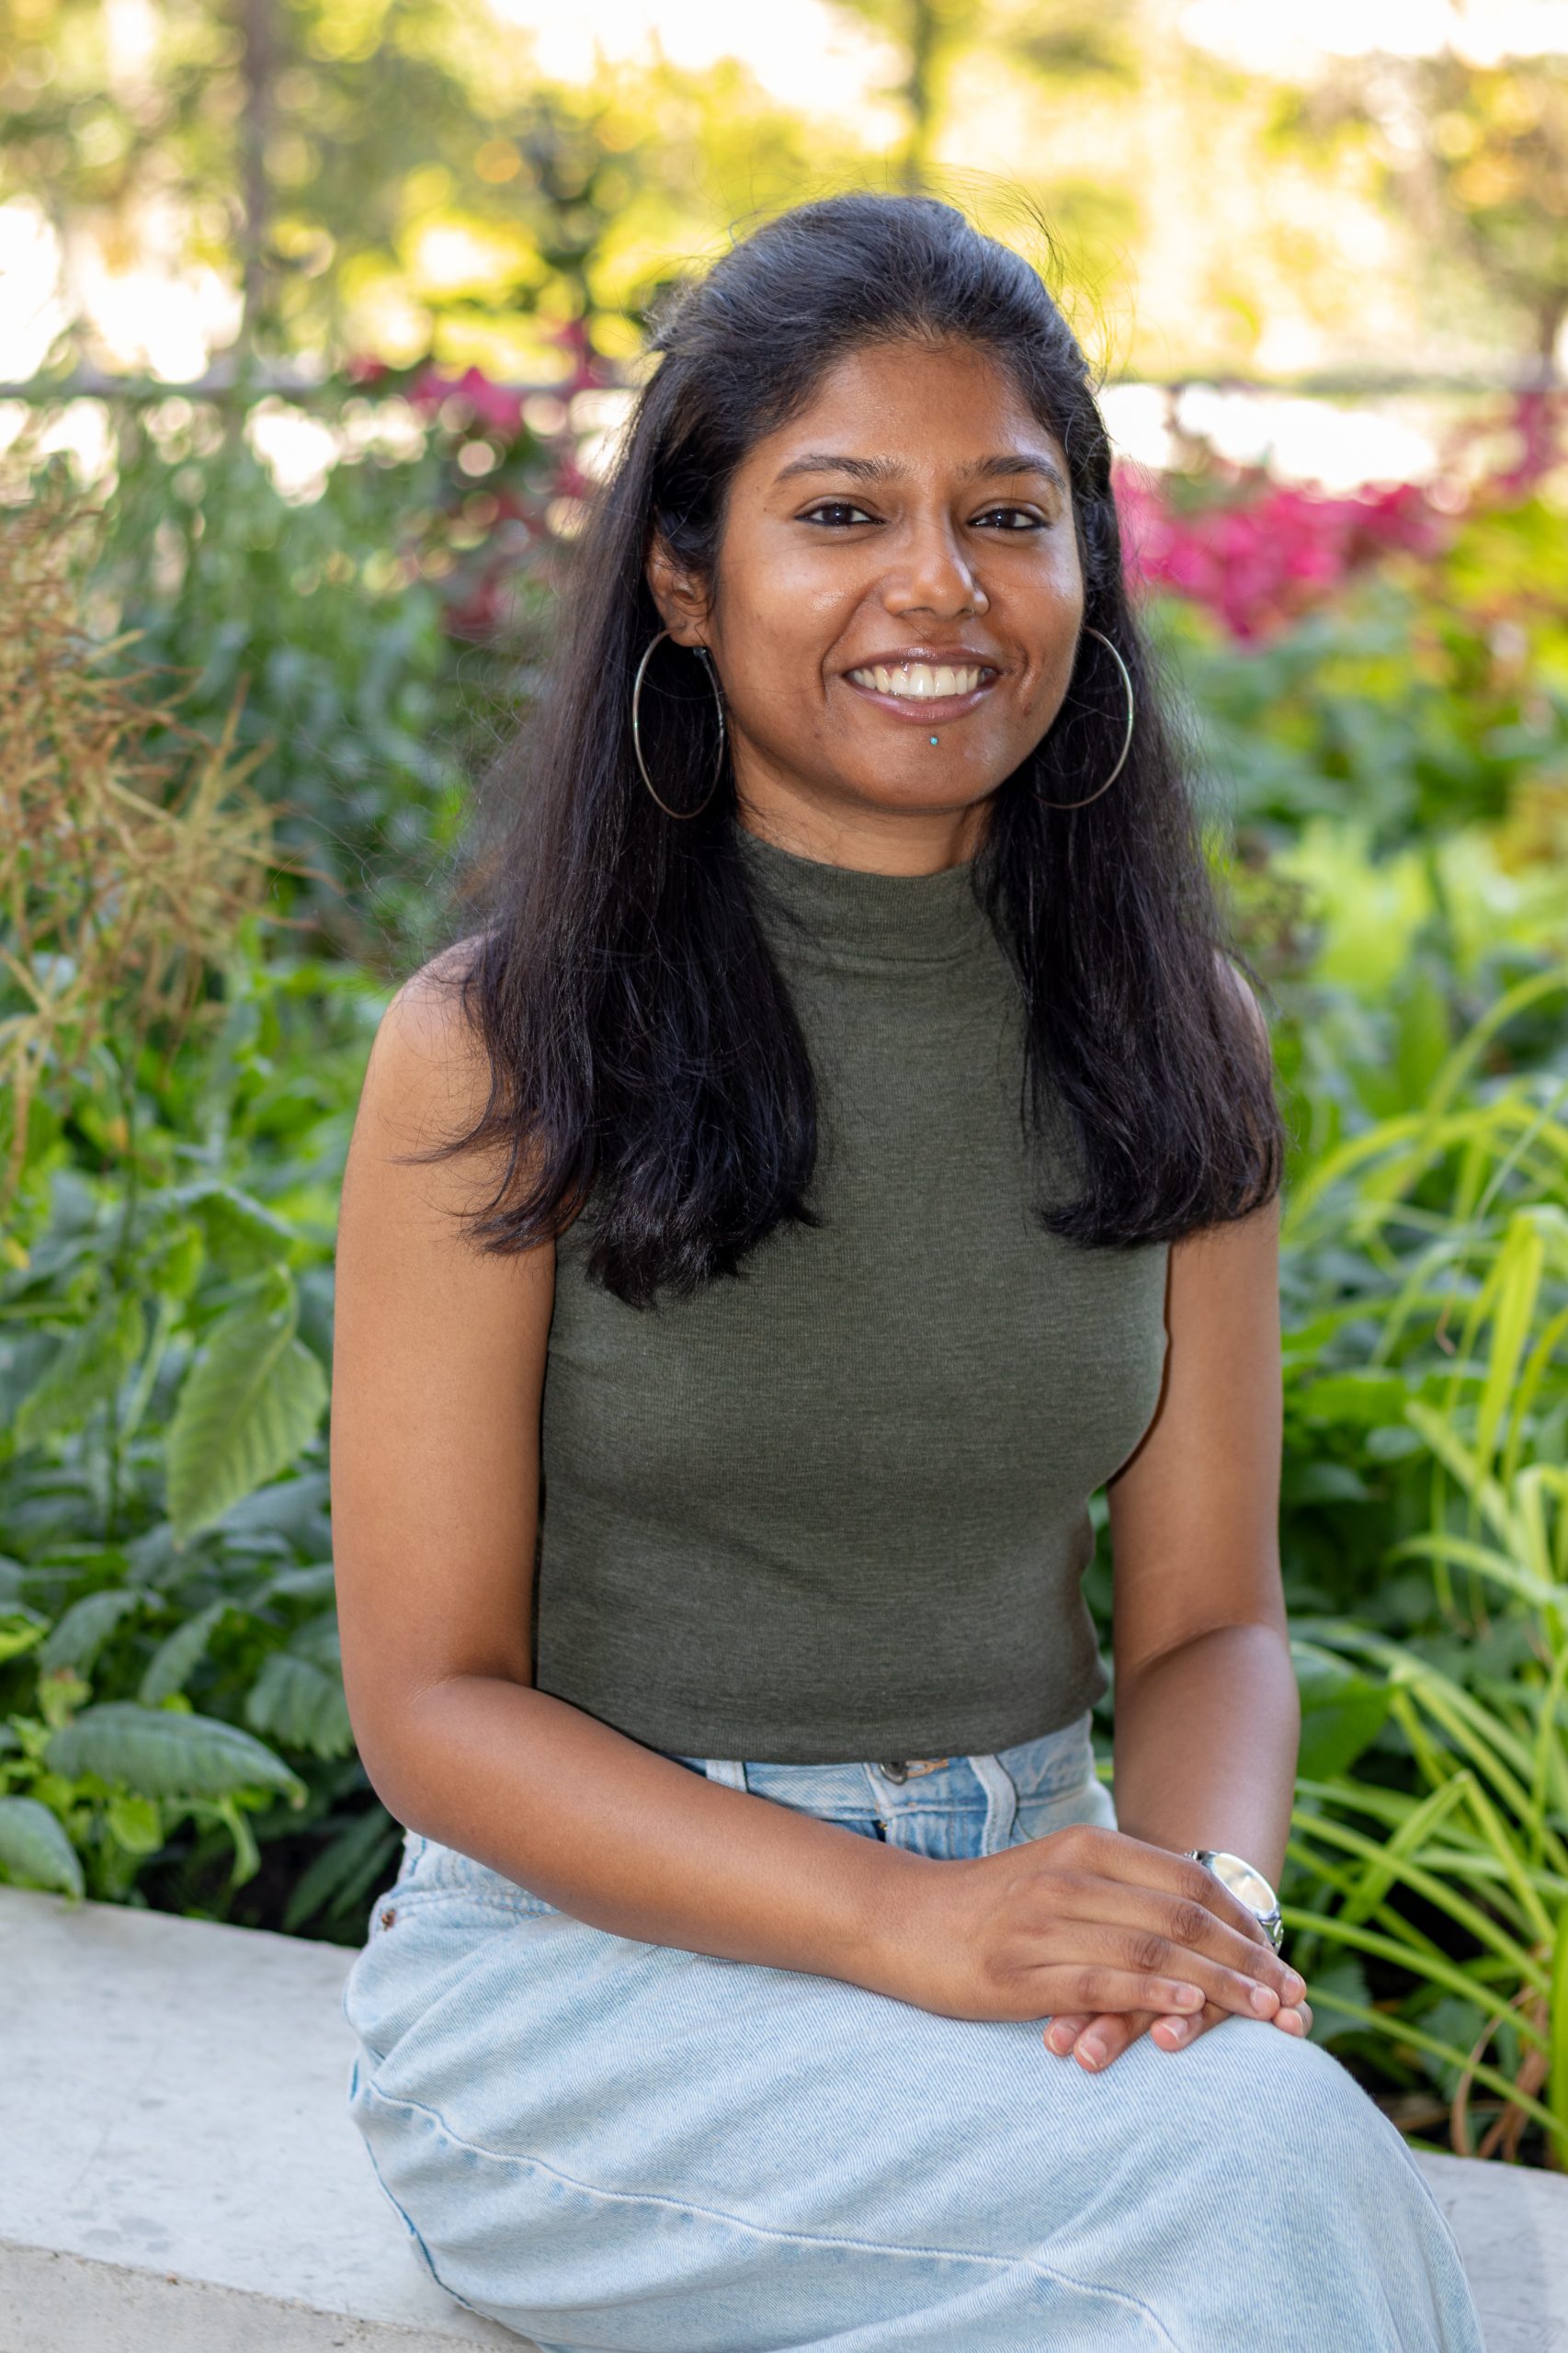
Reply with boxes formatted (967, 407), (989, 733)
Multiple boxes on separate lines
(533, 823), (1170, 1764)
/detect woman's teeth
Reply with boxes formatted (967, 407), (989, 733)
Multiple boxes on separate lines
(847, 662), (988, 699)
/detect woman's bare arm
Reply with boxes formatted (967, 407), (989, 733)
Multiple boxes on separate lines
(1040, 1169), (1307, 2071)
(330, 962), (915, 1986)
(1106, 1190), (1299, 1884)
(331, 965), (1303, 2037)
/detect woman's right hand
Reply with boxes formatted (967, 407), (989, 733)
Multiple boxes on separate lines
(868, 1821), (1305, 2032)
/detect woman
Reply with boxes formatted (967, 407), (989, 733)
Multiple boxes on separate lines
(332, 194), (1484, 2351)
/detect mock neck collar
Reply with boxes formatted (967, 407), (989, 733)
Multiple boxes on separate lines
(733, 820), (994, 970)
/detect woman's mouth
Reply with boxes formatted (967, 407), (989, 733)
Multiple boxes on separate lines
(843, 659), (998, 720)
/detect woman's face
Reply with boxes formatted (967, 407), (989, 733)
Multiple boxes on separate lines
(648, 336), (1086, 867)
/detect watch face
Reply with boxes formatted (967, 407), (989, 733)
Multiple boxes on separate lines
(1210, 1852), (1275, 1914)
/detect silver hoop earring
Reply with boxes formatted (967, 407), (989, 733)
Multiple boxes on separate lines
(1033, 627), (1135, 812)
(631, 629), (727, 820)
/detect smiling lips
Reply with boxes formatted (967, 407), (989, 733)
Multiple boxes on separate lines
(846, 660), (994, 700)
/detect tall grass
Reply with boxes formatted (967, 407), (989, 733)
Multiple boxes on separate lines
(1279, 974), (1568, 2166)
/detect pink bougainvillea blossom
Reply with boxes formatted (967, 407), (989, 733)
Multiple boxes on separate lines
(1115, 466), (1450, 642)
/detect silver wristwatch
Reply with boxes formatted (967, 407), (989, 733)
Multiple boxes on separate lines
(1184, 1848), (1284, 1953)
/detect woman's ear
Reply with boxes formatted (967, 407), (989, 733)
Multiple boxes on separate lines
(645, 534), (712, 647)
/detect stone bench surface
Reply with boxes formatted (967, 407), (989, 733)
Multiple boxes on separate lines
(4, 1884), (1567, 2352)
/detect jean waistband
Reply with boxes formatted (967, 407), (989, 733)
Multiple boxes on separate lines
(669, 1711), (1101, 1820)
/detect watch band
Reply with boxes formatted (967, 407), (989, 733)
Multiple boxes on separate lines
(1185, 1847), (1285, 1953)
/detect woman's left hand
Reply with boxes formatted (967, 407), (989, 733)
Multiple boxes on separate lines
(1043, 1986), (1313, 2072)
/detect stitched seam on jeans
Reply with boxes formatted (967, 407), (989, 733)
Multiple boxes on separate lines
(358, 2118), (494, 2321)
(357, 2078), (1181, 2344)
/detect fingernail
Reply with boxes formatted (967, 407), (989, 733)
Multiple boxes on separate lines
(1077, 2037), (1105, 2068)
(1160, 2018), (1189, 2045)
(1172, 1983), (1203, 2007)
(1250, 1983), (1279, 2017)
(1283, 1971), (1306, 2004)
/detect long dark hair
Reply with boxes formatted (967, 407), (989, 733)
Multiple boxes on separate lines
(421, 192), (1283, 1308)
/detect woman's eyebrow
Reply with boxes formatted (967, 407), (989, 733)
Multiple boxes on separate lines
(773, 450), (1069, 492)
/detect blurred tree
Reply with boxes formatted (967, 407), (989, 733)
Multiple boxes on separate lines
(826, 0), (1135, 190)
(826, 0), (980, 188)
(1283, 49), (1568, 381)
(0, 0), (665, 375)
(1415, 53), (1568, 378)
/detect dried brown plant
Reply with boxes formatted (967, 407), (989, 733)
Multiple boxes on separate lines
(0, 485), (298, 1211)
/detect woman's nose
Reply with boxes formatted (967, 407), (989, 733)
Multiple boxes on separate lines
(883, 519), (989, 619)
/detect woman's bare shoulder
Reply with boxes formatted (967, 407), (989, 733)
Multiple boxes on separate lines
(359, 934), (497, 1156)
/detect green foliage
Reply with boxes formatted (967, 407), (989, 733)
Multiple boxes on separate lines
(0, 1795), (85, 1897)
(86, 403), (483, 968)
(165, 1274), (329, 1539)
(1255, 948), (1568, 2165)
(0, 941), (396, 1929)
(1159, 529), (1568, 855)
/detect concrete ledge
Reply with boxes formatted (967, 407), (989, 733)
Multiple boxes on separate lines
(1, 1888), (518, 2353)
(4, 1884), (1567, 2351)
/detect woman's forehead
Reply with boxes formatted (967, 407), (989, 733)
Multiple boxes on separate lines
(738, 342), (1071, 489)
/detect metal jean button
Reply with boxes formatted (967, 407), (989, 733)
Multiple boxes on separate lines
(879, 1758), (949, 1783)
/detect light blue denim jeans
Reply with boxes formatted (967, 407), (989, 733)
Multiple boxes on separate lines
(342, 1710), (1485, 2352)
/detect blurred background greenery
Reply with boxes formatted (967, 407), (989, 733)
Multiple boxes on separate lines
(3, 0), (1568, 2170)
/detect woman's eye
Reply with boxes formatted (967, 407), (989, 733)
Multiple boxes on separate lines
(973, 506), (1045, 530)
(801, 500), (878, 527)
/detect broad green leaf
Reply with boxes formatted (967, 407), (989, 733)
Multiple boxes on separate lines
(0, 1609), (46, 1665)
(0, 1797), (84, 1897)
(259, 1561), (336, 1604)
(165, 1292), (327, 1539)
(153, 1224), (206, 1302)
(14, 1295), (147, 1449)
(39, 1587), (149, 1675)
(244, 1627), (354, 1759)
(44, 1702), (305, 1804)
(164, 1181), (298, 1277)
(1363, 1424), (1424, 1462)
(217, 1471), (331, 1547)
(105, 1793), (165, 1854)
(138, 1601), (227, 1705)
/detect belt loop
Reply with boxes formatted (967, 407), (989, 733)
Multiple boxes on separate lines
(702, 1758), (749, 1792)
(968, 1752), (1018, 1855)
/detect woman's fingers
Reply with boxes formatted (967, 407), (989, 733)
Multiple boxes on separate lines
(1077, 2009), (1152, 2067)
(1148, 1998), (1223, 2052)
(1044, 2013), (1093, 2052)
(1028, 1929), (1298, 2029)
(1047, 1829), (1288, 1961)
(1035, 1860), (1305, 2017)
(1034, 1968), (1211, 2020)
(1047, 1994), (1314, 2071)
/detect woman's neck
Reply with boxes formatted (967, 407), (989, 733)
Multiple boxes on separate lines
(733, 783), (990, 880)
